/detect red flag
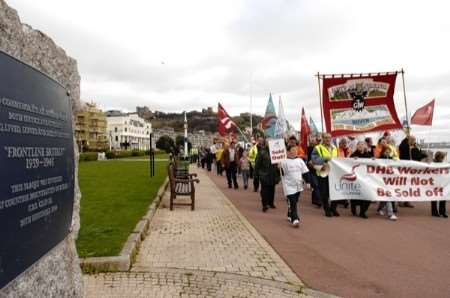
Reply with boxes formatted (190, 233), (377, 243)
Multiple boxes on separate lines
(410, 99), (435, 126)
(217, 103), (237, 136)
(300, 108), (310, 154)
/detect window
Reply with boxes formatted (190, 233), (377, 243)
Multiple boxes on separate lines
(125, 127), (127, 132)
(115, 136), (118, 141)
(115, 127), (118, 132)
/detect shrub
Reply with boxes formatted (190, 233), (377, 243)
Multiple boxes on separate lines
(80, 152), (98, 162)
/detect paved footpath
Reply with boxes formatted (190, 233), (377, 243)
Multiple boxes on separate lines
(83, 169), (329, 297)
(207, 170), (450, 298)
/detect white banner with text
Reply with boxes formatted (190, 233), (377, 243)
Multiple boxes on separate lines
(329, 158), (450, 201)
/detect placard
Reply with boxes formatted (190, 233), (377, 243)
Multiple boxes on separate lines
(0, 51), (75, 289)
(268, 138), (287, 164)
(329, 158), (450, 201)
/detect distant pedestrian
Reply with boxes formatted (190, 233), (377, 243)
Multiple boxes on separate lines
(280, 144), (310, 227)
(205, 148), (213, 172)
(254, 137), (280, 212)
(215, 144), (224, 176)
(431, 151), (448, 218)
(240, 150), (251, 189)
(251, 137), (265, 192)
(222, 142), (239, 189)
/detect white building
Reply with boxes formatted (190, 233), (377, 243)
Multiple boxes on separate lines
(107, 112), (152, 150)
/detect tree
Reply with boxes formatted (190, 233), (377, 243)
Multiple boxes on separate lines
(156, 135), (175, 153)
(175, 135), (192, 153)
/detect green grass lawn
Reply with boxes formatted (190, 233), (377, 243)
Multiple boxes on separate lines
(76, 159), (168, 257)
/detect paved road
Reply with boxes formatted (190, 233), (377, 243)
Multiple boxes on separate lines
(207, 169), (450, 298)
(84, 169), (325, 297)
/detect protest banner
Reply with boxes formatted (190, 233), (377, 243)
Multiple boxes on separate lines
(268, 139), (287, 164)
(329, 158), (450, 202)
(321, 73), (403, 137)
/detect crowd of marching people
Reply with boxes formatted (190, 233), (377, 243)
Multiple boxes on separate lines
(196, 132), (448, 227)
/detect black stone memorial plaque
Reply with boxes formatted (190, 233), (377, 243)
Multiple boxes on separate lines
(0, 51), (75, 289)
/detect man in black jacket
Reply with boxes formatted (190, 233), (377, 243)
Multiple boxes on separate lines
(398, 135), (427, 207)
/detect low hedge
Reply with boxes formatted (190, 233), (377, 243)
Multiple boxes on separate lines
(79, 152), (98, 162)
(80, 149), (166, 161)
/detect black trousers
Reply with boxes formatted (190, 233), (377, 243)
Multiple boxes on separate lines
(260, 183), (275, 208)
(286, 192), (300, 221)
(253, 174), (260, 192)
(225, 162), (238, 188)
(318, 176), (337, 213)
(351, 200), (370, 216)
(431, 201), (447, 215)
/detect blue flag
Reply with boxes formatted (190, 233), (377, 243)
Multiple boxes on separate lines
(309, 116), (319, 135)
(262, 93), (278, 138)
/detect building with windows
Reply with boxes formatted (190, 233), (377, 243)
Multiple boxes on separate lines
(75, 102), (108, 151)
(106, 112), (152, 150)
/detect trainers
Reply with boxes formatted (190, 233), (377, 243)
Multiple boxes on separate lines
(389, 214), (398, 221)
(377, 210), (385, 216)
(292, 219), (300, 227)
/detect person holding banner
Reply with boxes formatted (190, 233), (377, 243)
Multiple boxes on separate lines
(398, 135), (427, 208)
(376, 145), (398, 221)
(350, 141), (372, 218)
(280, 144), (310, 227)
(254, 137), (280, 212)
(431, 151), (448, 218)
(311, 133), (340, 217)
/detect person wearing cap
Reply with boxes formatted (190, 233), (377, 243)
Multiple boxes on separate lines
(311, 133), (339, 217)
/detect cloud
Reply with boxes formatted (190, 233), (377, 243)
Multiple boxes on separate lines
(6, 0), (450, 142)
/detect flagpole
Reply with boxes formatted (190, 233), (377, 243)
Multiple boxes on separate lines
(401, 68), (410, 135)
(250, 72), (253, 136)
(316, 72), (325, 133)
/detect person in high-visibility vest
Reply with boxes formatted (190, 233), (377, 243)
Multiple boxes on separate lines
(311, 133), (339, 217)
(249, 137), (263, 192)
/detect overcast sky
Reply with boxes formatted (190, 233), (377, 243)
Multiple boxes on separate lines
(7, 0), (450, 141)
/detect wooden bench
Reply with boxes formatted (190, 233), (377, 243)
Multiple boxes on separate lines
(168, 163), (199, 211)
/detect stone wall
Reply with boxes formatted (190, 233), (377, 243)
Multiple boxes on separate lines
(0, 0), (82, 297)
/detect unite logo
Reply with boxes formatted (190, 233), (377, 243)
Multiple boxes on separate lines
(340, 164), (361, 182)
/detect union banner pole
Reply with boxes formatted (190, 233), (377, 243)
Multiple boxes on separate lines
(401, 68), (410, 135)
(316, 72), (325, 133)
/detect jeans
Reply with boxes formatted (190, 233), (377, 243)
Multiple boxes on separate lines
(241, 169), (249, 188)
(286, 192), (300, 221)
(260, 183), (275, 208)
(310, 173), (321, 206)
(225, 161), (238, 188)
(378, 201), (394, 216)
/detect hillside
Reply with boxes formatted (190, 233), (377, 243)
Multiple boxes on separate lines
(137, 106), (263, 133)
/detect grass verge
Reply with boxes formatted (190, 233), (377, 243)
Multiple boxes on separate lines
(76, 159), (167, 257)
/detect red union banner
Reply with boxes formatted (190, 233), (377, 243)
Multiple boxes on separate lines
(329, 158), (450, 202)
(322, 73), (403, 137)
